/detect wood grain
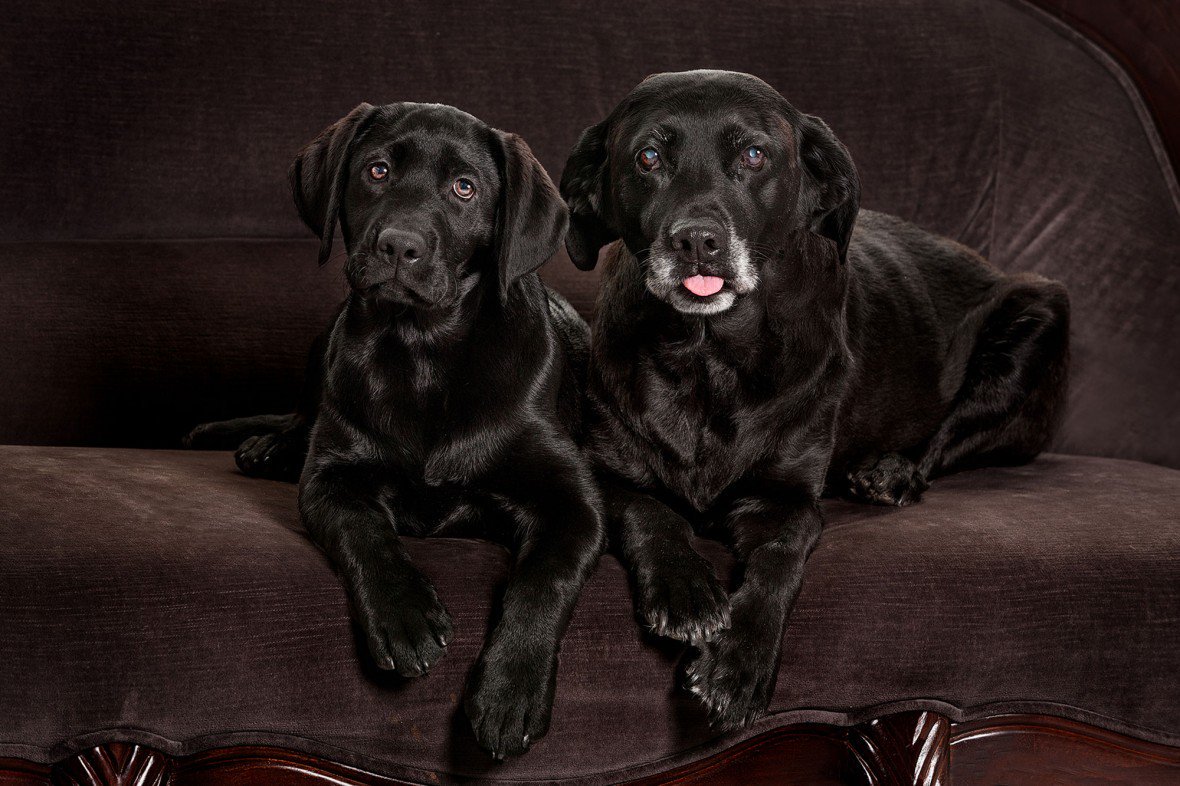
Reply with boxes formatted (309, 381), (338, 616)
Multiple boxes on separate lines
(950, 713), (1180, 786)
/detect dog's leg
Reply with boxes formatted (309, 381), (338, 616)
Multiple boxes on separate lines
(842, 278), (1069, 506)
(843, 451), (929, 507)
(233, 418), (311, 482)
(464, 442), (605, 760)
(183, 413), (297, 450)
(916, 278), (1070, 480)
(184, 327), (330, 462)
(684, 492), (822, 731)
(604, 479), (730, 644)
(233, 327), (331, 482)
(299, 459), (453, 677)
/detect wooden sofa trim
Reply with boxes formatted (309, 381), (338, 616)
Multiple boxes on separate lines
(2, 712), (1178, 785)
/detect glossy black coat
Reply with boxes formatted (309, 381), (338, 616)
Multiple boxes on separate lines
(560, 71), (1069, 730)
(191, 103), (605, 760)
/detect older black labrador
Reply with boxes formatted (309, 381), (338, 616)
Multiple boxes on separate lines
(190, 102), (604, 759)
(559, 71), (1069, 730)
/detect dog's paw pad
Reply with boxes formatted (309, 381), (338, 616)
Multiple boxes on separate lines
(846, 453), (928, 506)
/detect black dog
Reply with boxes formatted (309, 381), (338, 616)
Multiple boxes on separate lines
(190, 102), (605, 759)
(559, 71), (1069, 730)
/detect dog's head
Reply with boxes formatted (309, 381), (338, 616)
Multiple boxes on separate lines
(560, 70), (859, 316)
(292, 103), (567, 308)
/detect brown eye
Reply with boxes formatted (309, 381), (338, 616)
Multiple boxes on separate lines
(741, 146), (766, 170)
(452, 177), (476, 200)
(369, 163), (389, 181)
(637, 147), (661, 172)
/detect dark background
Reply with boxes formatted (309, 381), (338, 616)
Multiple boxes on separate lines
(1, 0), (1177, 467)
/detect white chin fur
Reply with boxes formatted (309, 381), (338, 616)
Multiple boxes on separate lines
(644, 246), (749, 316)
(669, 289), (737, 314)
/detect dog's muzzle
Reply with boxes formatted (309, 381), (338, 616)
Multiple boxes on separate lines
(644, 218), (759, 315)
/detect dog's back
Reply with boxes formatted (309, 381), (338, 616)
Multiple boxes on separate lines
(834, 209), (1069, 475)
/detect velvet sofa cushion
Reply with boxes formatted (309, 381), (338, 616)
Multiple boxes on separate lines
(0, 446), (1176, 783)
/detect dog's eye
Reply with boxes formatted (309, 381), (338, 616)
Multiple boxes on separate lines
(368, 163), (389, 181)
(637, 147), (661, 172)
(452, 178), (476, 200)
(741, 146), (766, 170)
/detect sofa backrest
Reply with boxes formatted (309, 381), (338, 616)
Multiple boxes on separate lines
(1, 0), (1176, 467)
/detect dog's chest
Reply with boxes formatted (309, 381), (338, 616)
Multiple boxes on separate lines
(608, 346), (781, 511)
(333, 345), (458, 466)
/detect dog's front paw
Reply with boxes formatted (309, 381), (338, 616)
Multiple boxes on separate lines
(465, 646), (555, 760)
(354, 569), (453, 678)
(846, 452), (928, 506)
(682, 629), (778, 731)
(636, 549), (730, 645)
(235, 431), (306, 482)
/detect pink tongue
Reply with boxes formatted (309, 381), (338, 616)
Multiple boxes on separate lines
(683, 275), (725, 297)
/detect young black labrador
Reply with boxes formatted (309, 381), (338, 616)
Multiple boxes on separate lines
(559, 71), (1069, 730)
(189, 102), (605, 759)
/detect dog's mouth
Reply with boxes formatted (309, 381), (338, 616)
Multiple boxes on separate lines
(642, 240), (759, 316)
(643, 260), (745, 316)
(659, 275), (739, 316)
(349, 260), (449, 309)
(682, 275), (727, 298)
(359, 278), (438, 307)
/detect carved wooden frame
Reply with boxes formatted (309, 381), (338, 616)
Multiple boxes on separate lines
(2, 712), (1177, 786)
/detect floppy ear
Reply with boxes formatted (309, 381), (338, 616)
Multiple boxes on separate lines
(289, 102), (378, 265)
(559, 121), (617, 270)
(493, 131), (569, 299)
(797, 114), (861, 264)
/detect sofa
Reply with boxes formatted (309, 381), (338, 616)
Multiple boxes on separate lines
(1, 1), (1177, 784)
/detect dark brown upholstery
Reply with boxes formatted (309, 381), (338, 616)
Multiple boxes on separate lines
(0, 446), (1176, 783)
(1, 0), (1178, 782)
(0, 0), (1177, 465)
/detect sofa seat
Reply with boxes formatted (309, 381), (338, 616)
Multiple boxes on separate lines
(0, 445), (1176, 783)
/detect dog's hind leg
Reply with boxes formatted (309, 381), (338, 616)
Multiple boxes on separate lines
(186, 325), (331, 482)
(183, 413), (296, 450)
(233, 420), (311, 482)
(843, 451), (930, 506)
(236, 326), (331, 481)
(916, 275), (1070, 481)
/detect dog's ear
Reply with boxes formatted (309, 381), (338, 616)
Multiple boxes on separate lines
(492, 131), (569, 299)
(797, 114), (860, 264)
(559, 120), (617, 271)
(289, 103), (378, 266)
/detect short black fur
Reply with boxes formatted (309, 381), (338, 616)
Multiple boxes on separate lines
(559, 71), (1069, 730)
(189, 102), (605, 759)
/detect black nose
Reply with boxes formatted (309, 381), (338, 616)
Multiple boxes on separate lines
(669, 221), (727, 264)
(376, 228), (427, 264)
